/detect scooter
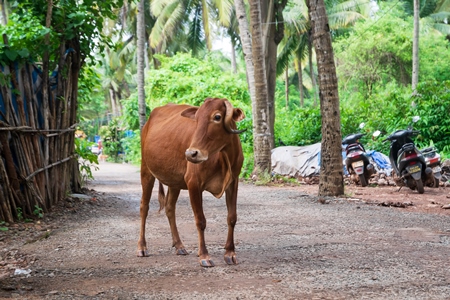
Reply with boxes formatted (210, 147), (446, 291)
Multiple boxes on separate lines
(342, 126), (375, 187)
(421, 146), (442, 187)
(380, 116), (437, 194)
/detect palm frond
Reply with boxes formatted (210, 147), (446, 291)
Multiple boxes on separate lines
(212, 0), (233, 26)
(276, 35), (298, 77)
(296, 34), (308, 63)
(435, 0), (450, 12)
(283, 1), (308, 24)
(150, 1), (184, 48)
(201, 0), (211, 50)
(188, 6), (205, 56)
(433, 22), (450, 35)
(428, 11), (450, 22)
(328, 0), (374, 18)
(328, 11), (365, 30)
(151, 0), (172, 16)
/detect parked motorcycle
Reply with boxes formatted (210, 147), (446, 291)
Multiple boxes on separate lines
(342, 126), (375, 187)
(381, 116), (438, 194)
(421, 146), (442, 187)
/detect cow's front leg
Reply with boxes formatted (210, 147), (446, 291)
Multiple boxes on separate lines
(187, 186), (214, 267)
(224, 179), (238, 265)
(165, 187), (188, 255)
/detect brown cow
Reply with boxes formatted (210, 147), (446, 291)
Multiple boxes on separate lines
(137, 98), (245, 267)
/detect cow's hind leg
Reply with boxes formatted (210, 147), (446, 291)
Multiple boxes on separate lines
(165, 187), (188, 255)
(137, 168), (155, 257)
(224, 179), (238, 265)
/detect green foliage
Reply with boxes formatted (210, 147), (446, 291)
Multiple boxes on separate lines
(334, 5), (414, 95)
(417, 33), (450, 83)
(0, 221), (8, 231)
(1, 0), (124, 68)
(410, 81), (450, 158)
(275, 106), (322, 147)
(121, 130), (141, 165)
(335, 4), (450, 98)
(33, 205), (44, 219)
(16, 207), (23, 221)
(0, 12), (52, 65)
(75, 138), (99, 184)
(100, 118), (126, 163)
(145, 53), (251, 108)
(121, 94), (149, 131)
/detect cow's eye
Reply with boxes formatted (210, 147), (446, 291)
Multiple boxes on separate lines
(214, 114), (221, 121)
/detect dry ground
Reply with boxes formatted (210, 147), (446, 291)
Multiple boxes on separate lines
(1, 161), (449, 299)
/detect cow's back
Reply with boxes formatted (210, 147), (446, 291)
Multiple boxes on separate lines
(141, 104), (195, 189)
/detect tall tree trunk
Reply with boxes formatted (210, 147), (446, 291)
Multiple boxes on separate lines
(307, 0), (344, 196)
(412, 0), (419, 92)
(110, 89), (116, 116)
(295, 58), (304, 107)
(43, 0), (53, 204)
(0, 0), (7, 25)
(234, 0), (256, 103)
(231, 38), (237, 74)
(308, 31), (318, 107)
(249, 0), (272, 175)
(285, 67), (289, 108)
(137, 0), (147, 131)
(262, 0), (287, 149)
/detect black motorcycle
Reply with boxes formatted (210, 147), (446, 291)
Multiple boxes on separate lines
(342, 132), (374, 187)
(382, 117), (437, 194)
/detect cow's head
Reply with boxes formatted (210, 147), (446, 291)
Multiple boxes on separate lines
(181, 98), (245, 164)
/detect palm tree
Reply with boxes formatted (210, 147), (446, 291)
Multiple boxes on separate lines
(412, 0), (420, 91)
(98, 45), (135, 117)
(234, 0), (255, 104)
(149, 0), (234, 56)
(278, 0), (373, 107)
(137, 0), (146, 130)
(306, 0), (344, 196)
(249, 0), (272, 175)
(401, 0), (450, 90)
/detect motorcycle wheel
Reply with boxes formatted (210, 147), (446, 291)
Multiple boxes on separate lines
(359, 174), (368, 187)
(433, 178), (440, 188)
(416, 179), (424, 194)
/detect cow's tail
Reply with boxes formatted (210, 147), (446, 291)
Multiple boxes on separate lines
(158, 182), (166, 212)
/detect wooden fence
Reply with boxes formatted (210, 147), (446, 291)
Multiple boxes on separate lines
(0, 57), (81, 222)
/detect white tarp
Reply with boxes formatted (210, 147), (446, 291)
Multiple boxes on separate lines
(271, 143), (321, 177)
(271, 143), (392, 177)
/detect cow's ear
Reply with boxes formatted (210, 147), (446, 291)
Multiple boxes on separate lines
(233, 108), (245, 122)
(181, 107), (198, 119)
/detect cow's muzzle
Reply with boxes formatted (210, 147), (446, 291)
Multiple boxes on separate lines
(185, 148), (208, 163)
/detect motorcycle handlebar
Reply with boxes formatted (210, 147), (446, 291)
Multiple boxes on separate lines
(382, 129), (420, 142)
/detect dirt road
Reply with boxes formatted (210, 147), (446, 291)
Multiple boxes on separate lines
(1, 161), (450, 299)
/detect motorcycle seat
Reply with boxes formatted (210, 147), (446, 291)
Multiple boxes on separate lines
(346, 143), (364, 153)
(401, 143), (415, 152)
(421, 147), (434, 153)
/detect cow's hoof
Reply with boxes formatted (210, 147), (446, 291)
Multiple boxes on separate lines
(176, 248), (189, 255)
(137, 250), (149, 257)
(199, 259), (215, 267)
(224, 255), (238, 265)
